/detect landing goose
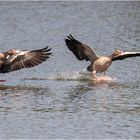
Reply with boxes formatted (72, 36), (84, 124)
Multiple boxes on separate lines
(65, 34), (140, 78)
(0, 47), (51, 73)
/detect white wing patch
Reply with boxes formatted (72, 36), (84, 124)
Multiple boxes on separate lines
(6, 50), (27, 63)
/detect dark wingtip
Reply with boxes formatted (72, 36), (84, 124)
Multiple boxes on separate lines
(65, 34), (76, 45)
(66, 34), (75, 40)
(42, 46), (52, 52)
(41, 46), (52, 57)
(65, 34), (82, 47)
(47, 52), (52, 55)
(69, 34), (74, 39)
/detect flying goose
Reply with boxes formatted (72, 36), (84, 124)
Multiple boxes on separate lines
(0, 47), (51, 73)
(65, 34), (140, 78)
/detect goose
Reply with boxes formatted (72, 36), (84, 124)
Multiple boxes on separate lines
(65, 34), (140, 78)
(0, 46), (51, 73)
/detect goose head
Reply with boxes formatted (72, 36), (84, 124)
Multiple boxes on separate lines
(8, 49), (17, 55)
(110, 49), (122, 58)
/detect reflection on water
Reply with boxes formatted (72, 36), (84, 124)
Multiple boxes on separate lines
(65, 81), (139, 114)
(0, 84), (48, 95)
(0, 1), (140, 139)
(0, 78), (140, 138)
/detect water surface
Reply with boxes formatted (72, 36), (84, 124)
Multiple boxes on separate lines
(0, 1), (140, 139)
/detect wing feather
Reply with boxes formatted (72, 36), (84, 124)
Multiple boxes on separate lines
(65, 34), (99, 63)
(0, 46), (52, 73)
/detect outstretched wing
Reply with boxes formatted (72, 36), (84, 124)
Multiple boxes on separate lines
(65, 34), (99, 63)
(112, 51), (140, 61)
(0, 47), (52, 73)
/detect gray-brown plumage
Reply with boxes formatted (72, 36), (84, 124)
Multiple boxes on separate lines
(112, 51), (140, 61)
(0, 47), (51, 73)
(65, 34), (140, 78)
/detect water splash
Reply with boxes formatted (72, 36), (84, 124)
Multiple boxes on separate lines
(49, 71), (116, 84)
(92, 76), (116, 84)
(48, 71), (92, 81)
(22, 71), (116, 83)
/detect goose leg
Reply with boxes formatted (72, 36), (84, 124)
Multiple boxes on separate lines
(92, 70), (96, 78)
